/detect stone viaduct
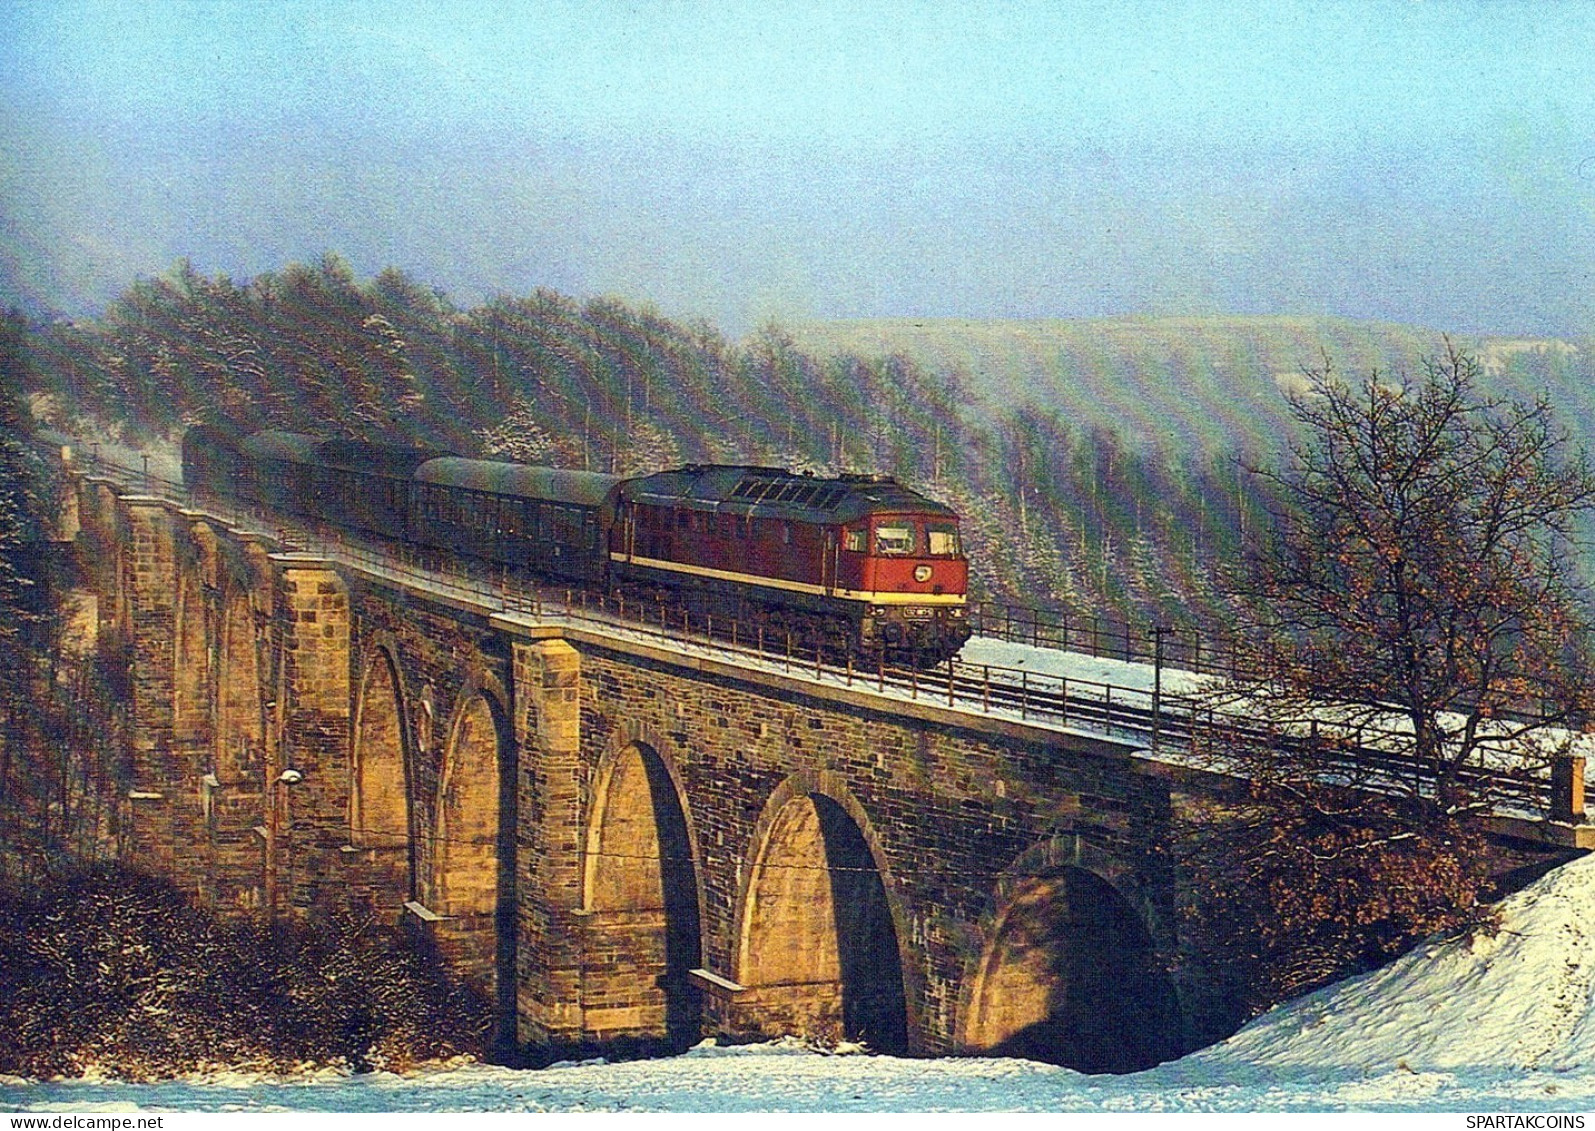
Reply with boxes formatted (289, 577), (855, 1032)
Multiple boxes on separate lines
(55, 462), (1584, 1073)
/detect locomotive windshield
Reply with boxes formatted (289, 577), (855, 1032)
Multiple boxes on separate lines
(874, 523), (916, 554)
(864, 518), (964, 556)
(927, 523), (961, 556)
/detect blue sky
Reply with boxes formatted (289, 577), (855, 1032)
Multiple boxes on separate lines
(4, 1), (1595, 335)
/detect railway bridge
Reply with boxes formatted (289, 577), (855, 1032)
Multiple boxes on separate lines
(50, 450), (1593, 1072)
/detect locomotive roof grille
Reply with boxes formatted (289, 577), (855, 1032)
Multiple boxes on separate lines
(632, 468), (953, 524)
(730, 476), (851, 510)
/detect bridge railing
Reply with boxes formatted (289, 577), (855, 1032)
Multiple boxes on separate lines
(966, 600), (1577, 730)
(969, 601), (1246, 677)
(70, 445), (1568, 822)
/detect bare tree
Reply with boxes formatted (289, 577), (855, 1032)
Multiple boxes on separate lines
(1181, 345), (1595, 1016)
(1232, 343), (1595, 808)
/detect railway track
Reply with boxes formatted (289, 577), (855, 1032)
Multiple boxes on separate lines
(71, 446), (1562, 820)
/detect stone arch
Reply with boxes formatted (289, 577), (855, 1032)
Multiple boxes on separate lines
(215, 589), (264, 782)
(89, 484), (128, 641)
(239, 542), (275, 618)
(189, 522), (220, 590)
(961, 836), (1182, 1073)
(580, 725), (704, 1045)
(90, 482), (120, 547)
(431, 680), (510, 918)
(172, 565), (211, 748)
(351, 643), (413, 853)
(52, 465), (80, 541)
(733, 773), (909, 1053)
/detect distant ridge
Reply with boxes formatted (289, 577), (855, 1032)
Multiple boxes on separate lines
(783, 315), (1590, 452)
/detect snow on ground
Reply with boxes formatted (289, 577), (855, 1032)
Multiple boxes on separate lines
(1207, 849), (1595, 1077)
(958, 635), (1209, 696)
(8, 854), (1595, 1113)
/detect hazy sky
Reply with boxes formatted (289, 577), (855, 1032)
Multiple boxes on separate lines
(4, 1), (1595, 336)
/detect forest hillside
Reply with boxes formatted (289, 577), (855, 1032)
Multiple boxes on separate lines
(16, 259), (1594, 634)
(787, 315), (1591, 451)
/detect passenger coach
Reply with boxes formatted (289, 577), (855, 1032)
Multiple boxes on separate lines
(181, 427), (972, 661)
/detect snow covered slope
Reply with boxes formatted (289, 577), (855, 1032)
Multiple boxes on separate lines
(1201, 850), (1595, 1076)
(5, 854), (1595, 1112)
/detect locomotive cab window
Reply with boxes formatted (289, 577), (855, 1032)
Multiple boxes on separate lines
(874, 522), (916, 555)
(842, 527), (867, 553)
(927, 523), (961, 556)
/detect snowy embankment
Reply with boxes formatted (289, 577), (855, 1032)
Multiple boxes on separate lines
(8, 855), (1595, 1112)
(1205, 854), (1595, 1076)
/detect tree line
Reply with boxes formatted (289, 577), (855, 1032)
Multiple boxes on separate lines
(19, 255), (1274, 633)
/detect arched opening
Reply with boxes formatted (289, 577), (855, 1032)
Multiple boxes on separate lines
(739, 792), (907, 1053)
(429, 686), (516, 1049)
(216, 595), (262, 782)
(90, 486), (127, 645)
(583, 741), (702, 1046)
(965, 867), (1180, 1073)
(55, 474), (80, 541)
(208, 592), (266, 913)
(352, 650), (411, 851)
(351, 649), (414, 918)
(433, 692), (501, 918)
(172, 572), (210, 747)
(93, 484), (118, 534)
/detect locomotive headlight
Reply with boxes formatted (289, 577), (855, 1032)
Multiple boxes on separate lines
(913, 565), (932, 582)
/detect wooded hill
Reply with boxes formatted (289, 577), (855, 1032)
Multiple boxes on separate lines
(17, 258), (1591, 634)
(786, 315), (1592, 452)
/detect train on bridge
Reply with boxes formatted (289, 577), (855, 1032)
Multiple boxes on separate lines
(181, 427), (972, 661)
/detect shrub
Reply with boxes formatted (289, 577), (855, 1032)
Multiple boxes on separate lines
(0, 864), (489, 1080)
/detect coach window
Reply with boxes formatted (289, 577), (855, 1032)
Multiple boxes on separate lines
(874, 522), (916, 555)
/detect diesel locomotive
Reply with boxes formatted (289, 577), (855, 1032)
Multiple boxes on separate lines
(181, 427), (972, 660)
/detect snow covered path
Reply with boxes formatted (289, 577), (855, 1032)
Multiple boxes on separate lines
(10, 853), (1595, 1113)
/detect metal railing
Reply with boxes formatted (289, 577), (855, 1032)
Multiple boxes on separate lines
(968, 601), (1243, 675)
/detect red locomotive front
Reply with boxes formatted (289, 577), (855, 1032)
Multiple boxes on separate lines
(835, 513), (966, 594)
(832, 512), (968, 650)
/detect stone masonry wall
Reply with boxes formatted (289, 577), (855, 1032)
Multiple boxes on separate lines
(550, 641), (1180, 1056)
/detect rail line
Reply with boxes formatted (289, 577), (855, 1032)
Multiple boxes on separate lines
(72, 448), (1563, 820)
